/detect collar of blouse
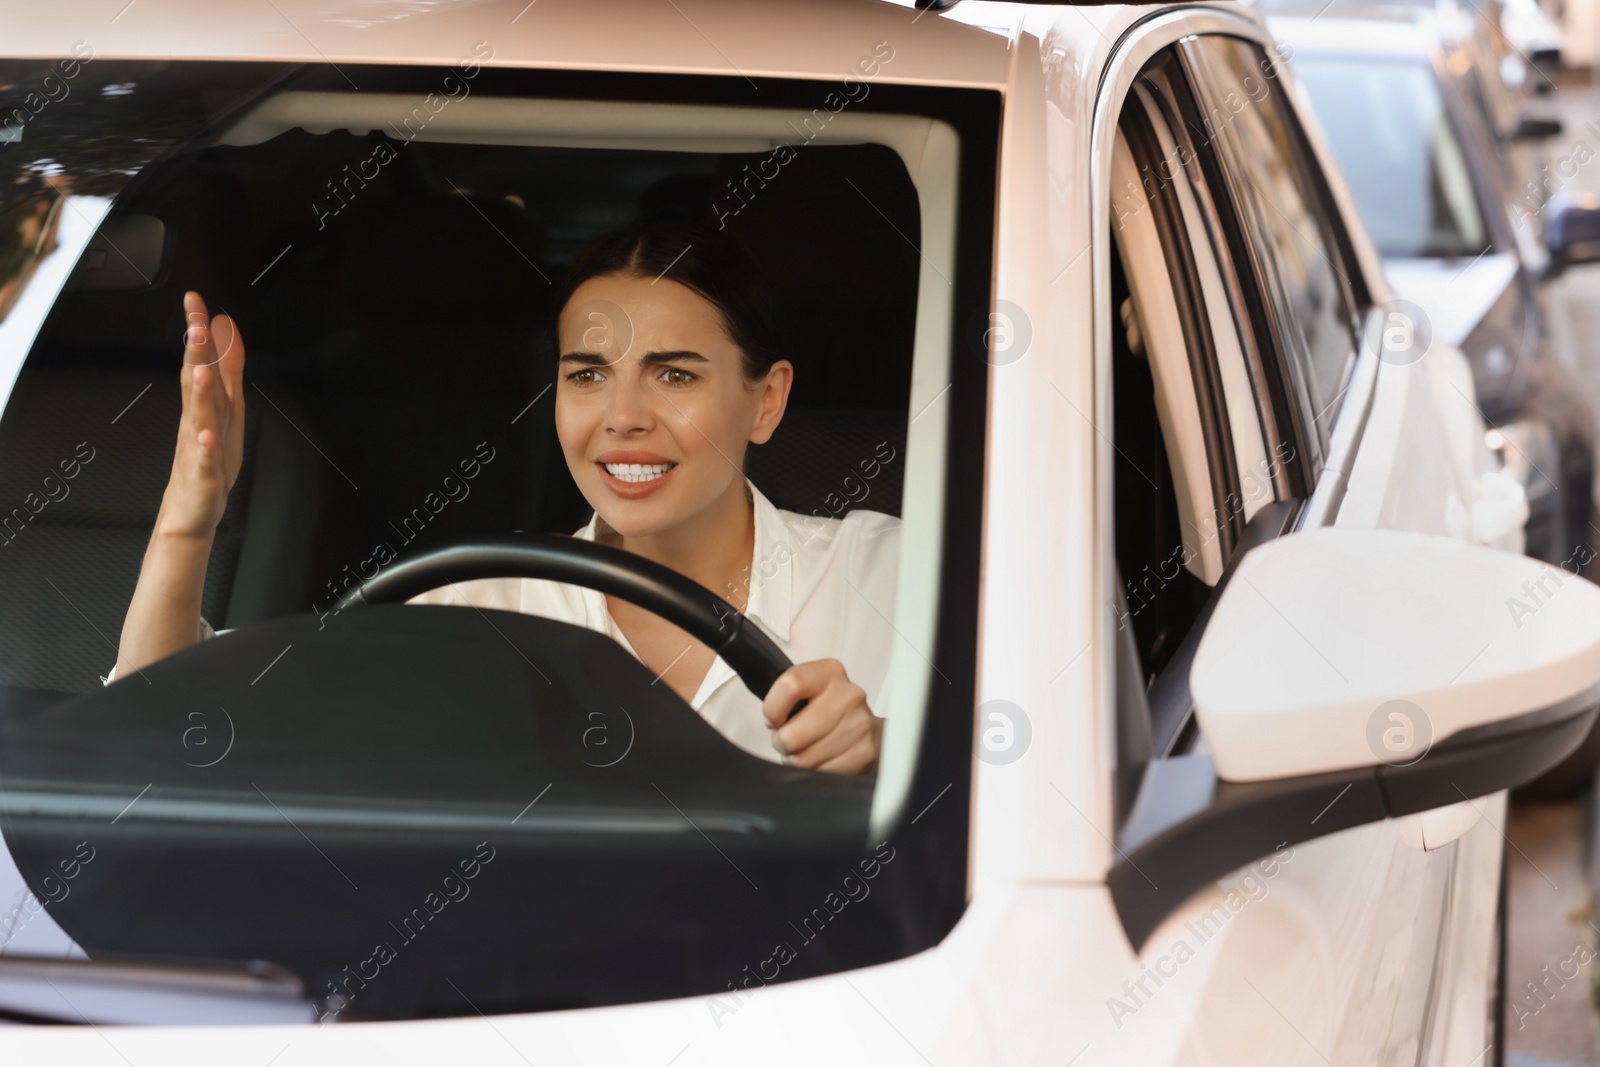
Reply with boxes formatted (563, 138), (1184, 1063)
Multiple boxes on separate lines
(578, 477), (797, 644)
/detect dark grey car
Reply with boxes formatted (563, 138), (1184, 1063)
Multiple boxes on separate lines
(1272, 6), (1600, 573)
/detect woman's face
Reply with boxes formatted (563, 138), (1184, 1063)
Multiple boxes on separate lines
(555, 271), (790, 539)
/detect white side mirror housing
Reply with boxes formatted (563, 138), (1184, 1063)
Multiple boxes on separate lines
(1191, 527), (1600, 783)
(1110, 525), (1600, 950)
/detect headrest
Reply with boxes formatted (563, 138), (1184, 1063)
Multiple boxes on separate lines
(746, 407), (906, 519)
(337, 193), (545, 320)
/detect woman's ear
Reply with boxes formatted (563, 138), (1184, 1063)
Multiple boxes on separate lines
(748, 359), (794, 446)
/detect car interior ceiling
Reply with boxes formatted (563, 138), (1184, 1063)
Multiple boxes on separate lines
(0, 124), (922, 706)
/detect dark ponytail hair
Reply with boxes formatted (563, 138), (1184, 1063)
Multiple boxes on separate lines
(550, 217), (786, 381)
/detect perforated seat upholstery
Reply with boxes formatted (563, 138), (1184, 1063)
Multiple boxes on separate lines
(0, 369), (322, 693)
(746, 408), (906, 519)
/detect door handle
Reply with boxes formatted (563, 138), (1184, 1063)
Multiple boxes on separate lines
(1396, 799), (1482, 851)
(1471, 468), (1529, 549)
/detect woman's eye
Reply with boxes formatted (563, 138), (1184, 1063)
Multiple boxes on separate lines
(660, 368), (696, 385)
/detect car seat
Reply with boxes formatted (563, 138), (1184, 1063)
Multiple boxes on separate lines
(0, 368), (324, 695)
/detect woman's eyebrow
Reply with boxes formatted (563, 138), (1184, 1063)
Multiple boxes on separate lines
(558, 351), (615, 367)
(638, 350), (708, 366)
(557, 350), (709, 366)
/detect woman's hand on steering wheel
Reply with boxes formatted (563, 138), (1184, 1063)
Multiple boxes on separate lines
(761, 659), (884, 776)
(344, 533), (884, 775)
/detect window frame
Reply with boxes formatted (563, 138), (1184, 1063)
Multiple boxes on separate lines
(1112, 82), (1242, 577)
(1173, 34), (1372, 471)
(0, 59), (1002, 1007)
(1094, 12), (1407, 947)
(1105, 42), (1319, 804)
(1103, 27), (1387, 811)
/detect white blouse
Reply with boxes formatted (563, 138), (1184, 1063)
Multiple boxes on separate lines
(104, 480), (901, 766)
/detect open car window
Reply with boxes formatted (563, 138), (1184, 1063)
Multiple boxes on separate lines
(0, 57), (996, 1021)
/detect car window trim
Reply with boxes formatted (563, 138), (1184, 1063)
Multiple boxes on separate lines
(1137, 48), (1313, 501)
(1121, 82), (1244, 562)
(0, 60), (1005, 995)
(1172, 34), (1371, 476)
(1093, 4), (1313, 867)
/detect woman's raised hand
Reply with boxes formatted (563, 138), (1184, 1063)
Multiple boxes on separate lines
(109, 291), (248, 679)
(160, 290), (246, 541)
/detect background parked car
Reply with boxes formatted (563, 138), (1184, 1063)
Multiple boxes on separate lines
(1489, 0), (1566, 92)
(1272, 5), (1600, 579)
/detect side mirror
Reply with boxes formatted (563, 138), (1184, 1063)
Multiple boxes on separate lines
(1509, 114), (1563, 141)
(61, 211), (167, 293)
(1192, 527), (1600, 781)
(1109, 527), (1600, 948)
(1544, 193), (1600, 280)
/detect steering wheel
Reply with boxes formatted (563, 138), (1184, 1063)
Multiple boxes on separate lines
(335, 533), (806, 718)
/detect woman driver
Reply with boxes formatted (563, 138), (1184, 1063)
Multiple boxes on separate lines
(106, 217), (899, 776)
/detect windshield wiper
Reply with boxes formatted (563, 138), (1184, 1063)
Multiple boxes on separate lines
(0, 953), (317, 1025)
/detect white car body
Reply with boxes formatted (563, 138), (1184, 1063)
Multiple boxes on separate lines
(0, 2), (1587, 1064)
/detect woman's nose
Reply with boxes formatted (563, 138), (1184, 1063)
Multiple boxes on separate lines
(603, 374), (655, 436)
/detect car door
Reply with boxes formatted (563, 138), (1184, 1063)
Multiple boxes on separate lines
(1103, 33), (1478, 1065)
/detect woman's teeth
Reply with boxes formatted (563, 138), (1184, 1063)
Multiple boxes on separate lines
(604, 462), (676, 483)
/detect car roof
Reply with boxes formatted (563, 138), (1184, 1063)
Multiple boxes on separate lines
(4, 0), (1263, 93)
(3, 0), (1010, 88)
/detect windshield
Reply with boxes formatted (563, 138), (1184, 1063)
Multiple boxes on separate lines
(1291, 55), (1491, 259)
(0, 57), (995, 1023)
